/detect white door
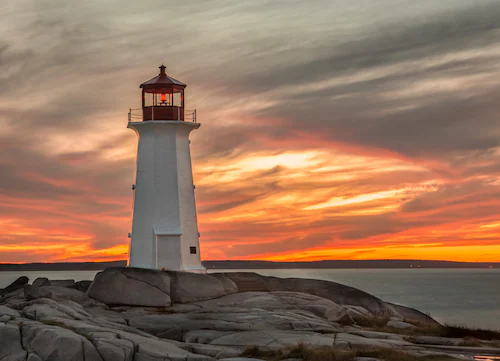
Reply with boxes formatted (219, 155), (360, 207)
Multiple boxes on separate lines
(156, 235), (181, 270)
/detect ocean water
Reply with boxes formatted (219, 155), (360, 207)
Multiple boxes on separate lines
(1, 268), (499, 330)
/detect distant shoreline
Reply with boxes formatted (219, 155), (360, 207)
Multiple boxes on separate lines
(0, 259), (498, 271)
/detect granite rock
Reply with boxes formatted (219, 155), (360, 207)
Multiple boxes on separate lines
(168, 271), (237, 304)
(222, 273), (394, 316)
(26, 298), (93, 320)
(218, 359), (266, 361)
(93, 338), (135, 361)
(22, 323), (104, 361)
(127, 292), (340, 340)
(24, 285), (53, 300)
(26, 285), (100, 306)
(87, 267), (171, 307)
(387, 319), (416, 329)
(0, 323), (27, 361)
(50, 279), (76, 287)
(385, 301), (441, 326)
(210, 330), (336, 349)
(0, 271), (485, 361)
(324, 304), (355, 325)
(186, 343), (241, 359)
(1, 276), (29, 295)
(0, 304), (21, 317)
(32, 277), (51, 288)
(184, 330), (233, 344)
(209, 273), (239, 294)
(27, 353), (43, 361)
(23, 303), (73, 321)
(74, 280), (93, 292)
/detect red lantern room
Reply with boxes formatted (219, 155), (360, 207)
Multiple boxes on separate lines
(129, 65), (196, 122)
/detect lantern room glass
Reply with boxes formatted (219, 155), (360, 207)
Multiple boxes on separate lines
(143, 89), (184, 108)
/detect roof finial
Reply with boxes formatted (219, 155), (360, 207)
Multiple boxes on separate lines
(159, 64), (166, 76)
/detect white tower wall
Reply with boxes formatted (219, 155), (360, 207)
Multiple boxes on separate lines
(127, 120), (205, 272)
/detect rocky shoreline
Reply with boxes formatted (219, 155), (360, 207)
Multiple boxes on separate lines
(1, 268), (499, 361)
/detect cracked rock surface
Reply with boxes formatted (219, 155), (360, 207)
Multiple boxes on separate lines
(1, 271), (499, 361)
(86, 268), (172, 307)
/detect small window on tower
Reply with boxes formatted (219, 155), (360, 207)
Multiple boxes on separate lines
(190, 247), (197, 254)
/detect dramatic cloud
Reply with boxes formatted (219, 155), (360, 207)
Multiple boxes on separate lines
(1, 0), (500, 262)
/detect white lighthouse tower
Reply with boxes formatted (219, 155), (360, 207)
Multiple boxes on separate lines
(127, 65), (205, 273)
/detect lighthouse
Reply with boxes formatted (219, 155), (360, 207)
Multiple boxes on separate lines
(127, 65), (205, 273)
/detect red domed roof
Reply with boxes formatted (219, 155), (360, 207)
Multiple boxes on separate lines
(140, 65), (186, 90)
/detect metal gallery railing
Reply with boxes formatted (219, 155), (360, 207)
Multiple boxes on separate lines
(185, 109), (197, 123)
(128, 108), (142, 122)
(128, 108), (197, 123)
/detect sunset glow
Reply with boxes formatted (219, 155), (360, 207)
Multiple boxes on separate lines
(1, 0), (500, 263)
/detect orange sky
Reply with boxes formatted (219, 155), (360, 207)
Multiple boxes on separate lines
(1, 140), (500, 263)
(1, 0), (500, 263)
